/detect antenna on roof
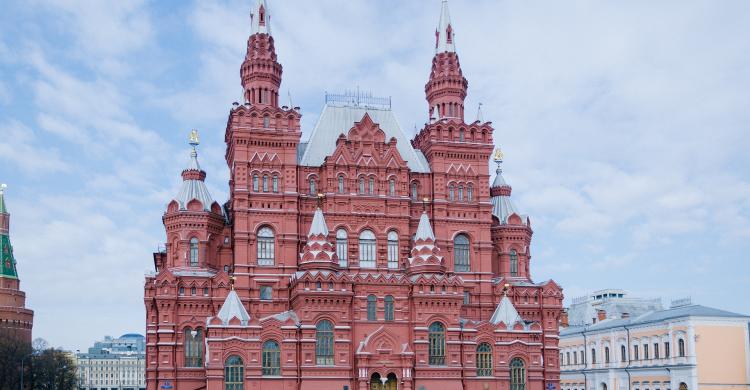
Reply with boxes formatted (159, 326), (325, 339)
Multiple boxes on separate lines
(287, 89), (293, 108)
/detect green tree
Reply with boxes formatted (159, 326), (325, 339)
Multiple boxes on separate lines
(26, 345), (77, 390)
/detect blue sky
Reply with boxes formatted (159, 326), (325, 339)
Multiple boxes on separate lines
(1, 0), (749, 351)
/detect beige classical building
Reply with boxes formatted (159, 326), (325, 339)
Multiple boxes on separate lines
(559, 299), (750, 390)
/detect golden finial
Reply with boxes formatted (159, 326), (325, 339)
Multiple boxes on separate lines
(229, 276), (236, 290)
(189, 129), (200, 147)
(503, 283), (511, 295)
(493, 147), (504, 163)
(316, 193), (325, 208)
(422, 197), (430, 212)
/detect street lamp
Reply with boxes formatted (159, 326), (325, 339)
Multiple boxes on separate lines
(20, 352), (33, 390)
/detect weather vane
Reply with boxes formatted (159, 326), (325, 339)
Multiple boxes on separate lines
(189, 129), (200, 148)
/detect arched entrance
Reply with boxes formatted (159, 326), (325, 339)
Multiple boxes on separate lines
(370, 372), (398, 390)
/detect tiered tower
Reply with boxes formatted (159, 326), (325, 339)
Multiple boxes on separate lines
(144, 1), (563, 389)
(0, 185), (34, 343)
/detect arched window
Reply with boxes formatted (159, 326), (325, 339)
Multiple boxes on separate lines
(678, 339), (685, 357)
(316, 320), (334, 365)
(257, 227), (275, 266)
(338, 175), (345, 193)
(458, 185), (464, 201)
(262, 340), (280, 376)
(369, 177), (375, 194)
(679, 383), (687, 390)
(252, 174), (259, 192)
(621, 345), (627, 362)
(384, 295), (394, 321)
(605, 347), (610, 363)
(224, 355), (244, 390)
(367, 295), (377, 321)
(359, 177), (365, 194)
(272, 175), (279, 193)
(580, 350), (584, 364)
(476, 343), (492, 376)
(389, 179), (395, 196)
(309, 178), (316, 195)
(387, 231), (399, 269)
(510, 249), (518, 276)
(454, 234), (470, 272)
(449, 184), (455, 201)
(574, 351), (578, 365)
(459, 129), (465, 142)
(411, 182), (418, 200)
(189, 237), (199, 266)
(591, 348), (597, 364)
(359, 230), (376, 268)
(336, 229), (348, 267)
(510, 358), (526, 390)
(262, 175), (269, 192)
(467, 184), (473, 201)
(428, 322), (445, 365)
(263, 115), (270, 128)
(184, 328), (203, 367)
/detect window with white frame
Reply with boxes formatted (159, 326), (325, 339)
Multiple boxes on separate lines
(387, 231), (399, 269)
(336, 229), (348, 267)
(257, 227), (275, 265)
(359, 230), (376, 268)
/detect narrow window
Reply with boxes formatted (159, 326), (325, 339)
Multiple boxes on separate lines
(591, 348), (597, 364)
(262, 175), (269, 192)
(449, 184), (455, 201)
(224, 355), (243, 390)
(510, 358), (526, 390)
(654, 343), (659, 359)
(387, 231), (399, 269)
(257, 227), (275, 266)
(315, 320), (334, 365)
(368, 177), (374, 194)
(272, 175), (279, 193)
(263, 115), (270, 128)
(459, 129), (465, 142)
(367, 295), (377, 321)
(358, 230), (376, 268)
(336, 229), (348, 267)
(665, 342), (670, 358)
(203, 287), (209, 296)
(359, 177), (365, 194)
(338, 175), (345, 193)
(411, 182), (418, 200)
(389, 179), (395, 196)
(191, 286), (196, 296)
(605, 347), (610, 363)
(634, 345), (639, 360)
(643, 344), (649, 360)
(309, 178), (316, 195)
(467, 184), (473, 201)
(184, 328), (203, 367)
(454, 234), (470, 272)
(252, 174), (259, 191)
(678, 339), (685, 357)
(510, 249), (518, 276)
(477, 343), (492, 376)
(580, 350), (584, 364)
(260, 286), (272, 301)
(189, 237), (199, 266)
(428, 322), (445, 365)
(574, 351), (578, 365)
(463, 291), (470, 305)
(384, 295), (394, 321)
(621, 345), (627, 362)
(261, 340), (280, 376)
(458, 185), (464, 201)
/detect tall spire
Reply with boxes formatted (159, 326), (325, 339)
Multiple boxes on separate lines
(250, 0), (271, 35)
(425, 0), (467, 121)
(241, 0), (282, 108)
(0, 184), (18, 279)
(435, 0), (455, 53)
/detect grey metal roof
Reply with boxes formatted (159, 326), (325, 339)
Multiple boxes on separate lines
(489, 294), (522, 326)
(435, 0), (455, 53)
(490, 191), (518, 223)
(299, 104), (430, 173)
(173, 149), (218, 213)
(250, 0), (271, 35)
(561, 304), (749, 336)
(216, 290), (251, 326)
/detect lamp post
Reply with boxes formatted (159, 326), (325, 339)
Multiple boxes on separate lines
(20, 353), (33, 390)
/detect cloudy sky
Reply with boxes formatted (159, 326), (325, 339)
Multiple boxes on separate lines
(1, 0), (749, 351)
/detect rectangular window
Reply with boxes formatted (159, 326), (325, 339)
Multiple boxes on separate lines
(387, 237), (399, 269)
(634, 345), (639, 360)
(665, 342), (670, 358)
(336, 237), (348, 267)
(359, 238), (376, 268)
(644, 344), (649, 360)
(654, 343), (659, 359)
(272, 175), (279, 193)
(463, 291), (470, 305)
(260, 286), (272, 301)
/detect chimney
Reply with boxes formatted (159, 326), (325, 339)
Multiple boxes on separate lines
(597, 309), (607, 322)
(621, 312), (630, 319)
(560, 310), (569, 328)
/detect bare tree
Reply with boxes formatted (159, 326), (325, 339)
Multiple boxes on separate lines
(0, 329), (33, 390)
(26, 345), (77, 390)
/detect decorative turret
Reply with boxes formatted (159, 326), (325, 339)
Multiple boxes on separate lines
(214, 284), (251, 326)
(490, 286), (523, 326)
(299, 196), (339, 271)
(425, 0), (467, 121)
(163, 131), (225, 270)
(490, 148), (519, 224)
(407, 209), (445, 275)
(241, 0), (282, 108)
(0, 184), (18, 280)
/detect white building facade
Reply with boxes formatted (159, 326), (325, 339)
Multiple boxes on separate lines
(76, 334), (146, 390)
(559, 301), (750, 390)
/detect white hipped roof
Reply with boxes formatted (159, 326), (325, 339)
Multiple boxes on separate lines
(216, 290), (250, 326)
(299, 104), (430, 173)
(490, 294), (522, 326)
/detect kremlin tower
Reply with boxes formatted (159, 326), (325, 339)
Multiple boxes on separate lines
(144, 1), (563, 389)
(0, 185), (34, 343)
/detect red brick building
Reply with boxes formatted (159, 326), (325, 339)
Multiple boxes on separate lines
(144, 1), (563, 389)
(0, 185), (34, 343)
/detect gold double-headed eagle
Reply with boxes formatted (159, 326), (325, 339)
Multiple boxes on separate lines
(189, 129), (200, 146)
(493, 148), (504, 162)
